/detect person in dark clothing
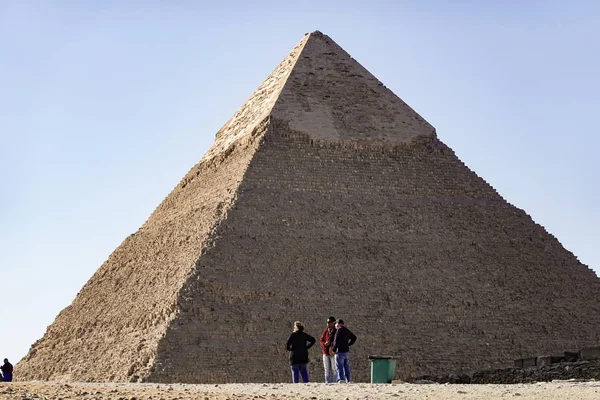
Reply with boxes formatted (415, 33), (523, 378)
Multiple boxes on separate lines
(333, 319), (357, 383)
(286, 321), (316, 383)
(319, 316), (338, 383)
(1, 359), (13, 382)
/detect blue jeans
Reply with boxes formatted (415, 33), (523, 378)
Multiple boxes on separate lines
(322, 354), (337, 383)
(335, 352), (351, 382)
(290, 363), (309, 383)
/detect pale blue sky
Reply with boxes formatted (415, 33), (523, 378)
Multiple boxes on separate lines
(1, 1), (598, 365)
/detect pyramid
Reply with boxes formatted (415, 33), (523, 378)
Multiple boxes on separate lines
(17, 31), (600, 383)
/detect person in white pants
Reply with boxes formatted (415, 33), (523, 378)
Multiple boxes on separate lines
(319, 316), (338, 383)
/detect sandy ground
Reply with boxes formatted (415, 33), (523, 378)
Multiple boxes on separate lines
(2, 381), (600, 400)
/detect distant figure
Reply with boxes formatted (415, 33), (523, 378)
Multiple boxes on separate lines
(333, 319), (357, 383)
(319, 316), (338, 383)
(1, 358), (13, 382)
(286, 321), (316, 383)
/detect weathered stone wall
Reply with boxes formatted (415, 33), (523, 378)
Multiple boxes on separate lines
(146, 119), (600, 383)
(409, 347), (600, 383)
(471, 360), (600, 384)
(407, 361), (600, 384)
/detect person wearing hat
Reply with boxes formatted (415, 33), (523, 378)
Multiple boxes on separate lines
(319, 316), (338, 383)
(286, 321), (316, 383)
(333, 319), (357, 383)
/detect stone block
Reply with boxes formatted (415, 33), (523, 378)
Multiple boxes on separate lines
(551, 355), (565, 363)
(564, 351), (580, 362)
(522, 357), (537, 368)
(580, 346), (600, 360)
(536, 356), (552, 366)
(514, 359), (524, 368)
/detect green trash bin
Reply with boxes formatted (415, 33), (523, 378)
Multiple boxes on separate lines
(368, 355), (396, 383)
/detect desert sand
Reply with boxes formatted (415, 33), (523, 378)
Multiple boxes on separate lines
(1, 381), (600, 400)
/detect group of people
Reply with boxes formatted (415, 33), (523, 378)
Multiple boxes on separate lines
(1, 359), (12, 382)
(286, 317), (357, 383)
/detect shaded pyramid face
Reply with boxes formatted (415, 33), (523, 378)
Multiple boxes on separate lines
(17, 31), (600, 383)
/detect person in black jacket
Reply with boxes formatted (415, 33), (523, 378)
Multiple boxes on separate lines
(1, 358), (13, 382)
(333, 319), (357, 383)
(286, 321), (316, 383)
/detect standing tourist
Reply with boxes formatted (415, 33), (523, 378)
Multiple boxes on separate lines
(286, 321), (316, 383)
(1, 359), (13, 382)
(333, 319), (357, 383)
(319, 316), (338, 383)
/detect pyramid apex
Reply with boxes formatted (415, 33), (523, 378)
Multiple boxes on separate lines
(270, 30), (436, 142)
(303, 30), (326, 40)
